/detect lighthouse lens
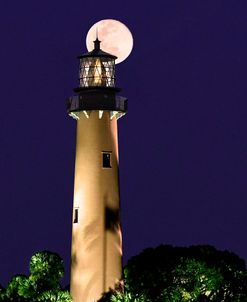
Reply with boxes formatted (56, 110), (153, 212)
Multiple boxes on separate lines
(79, 57), (115, 88)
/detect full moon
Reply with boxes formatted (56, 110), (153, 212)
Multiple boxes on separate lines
(86, 19), (133, 64)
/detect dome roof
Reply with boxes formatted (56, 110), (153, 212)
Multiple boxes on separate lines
(78, 38), (117, 59)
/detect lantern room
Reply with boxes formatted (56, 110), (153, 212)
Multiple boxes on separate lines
(78, 38), (117, 88)
(66, 37), (127, 119)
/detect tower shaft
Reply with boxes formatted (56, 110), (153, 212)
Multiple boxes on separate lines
(70, 110), (122, 302)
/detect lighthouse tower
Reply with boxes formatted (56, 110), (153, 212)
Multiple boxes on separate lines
(67, 38), (127, 302)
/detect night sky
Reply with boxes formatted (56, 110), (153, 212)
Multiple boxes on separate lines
(0, 1), (247, 287)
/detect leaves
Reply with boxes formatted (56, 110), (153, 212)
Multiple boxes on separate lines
(29, 251), (64, 287)
(123, 245), (247, 302)
(2, 251), (71, 302)
(110, 291), (145, 302)
(5, 274), (30, 301)
(166, 259), (223, 301)
(37, 290), (72, 302)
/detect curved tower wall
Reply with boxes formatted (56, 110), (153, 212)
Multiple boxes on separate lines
(70, 110), (122, 302)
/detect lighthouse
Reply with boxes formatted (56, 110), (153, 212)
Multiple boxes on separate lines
(67, 37), (127, 302)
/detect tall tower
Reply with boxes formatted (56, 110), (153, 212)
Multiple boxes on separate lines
(67, 38), (127, 302)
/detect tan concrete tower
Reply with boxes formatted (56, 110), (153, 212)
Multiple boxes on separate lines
(67, 38), (127, 302)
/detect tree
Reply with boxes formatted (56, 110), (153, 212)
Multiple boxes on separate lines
(37, 290), (72, 302)
(28, 251), (72, 302)
(3, 274), (30, 302)
(29, 251), (64, 292)
(1, 251), (72, 302)
(110, 291), (145, 302)
(122, 245), (247, 302)
(0, 283), (6, 302)
(99, 287), (145, 302)
(161, 258), (223, 301)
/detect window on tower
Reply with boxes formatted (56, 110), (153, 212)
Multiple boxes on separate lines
(102, 152), (112, 168)
(73, 208), (79, 223)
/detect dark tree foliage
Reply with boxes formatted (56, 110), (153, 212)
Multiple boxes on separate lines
(122, 245), (247, 302)
(0, 284), (4, 298)
(0, 251), (72, 302)
(100, 245), (247, 301)
(29, 250), (64, 292)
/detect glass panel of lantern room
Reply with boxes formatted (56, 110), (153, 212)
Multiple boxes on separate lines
(79, 58), (88, 87)
(103, 59), (115, 87)
(79, 57), (115, 88)
(93, 57), (106, 86)
(79, 58), (92, 87)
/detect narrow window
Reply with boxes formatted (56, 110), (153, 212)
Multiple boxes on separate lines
(73, 208), (79, 223)
(102, 152), (112, 168)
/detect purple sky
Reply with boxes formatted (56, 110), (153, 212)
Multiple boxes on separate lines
(0, 1), (247, 287)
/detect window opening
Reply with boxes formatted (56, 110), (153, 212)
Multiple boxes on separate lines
(102, 152), (112, 168)
(73, 208), (79, 223)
